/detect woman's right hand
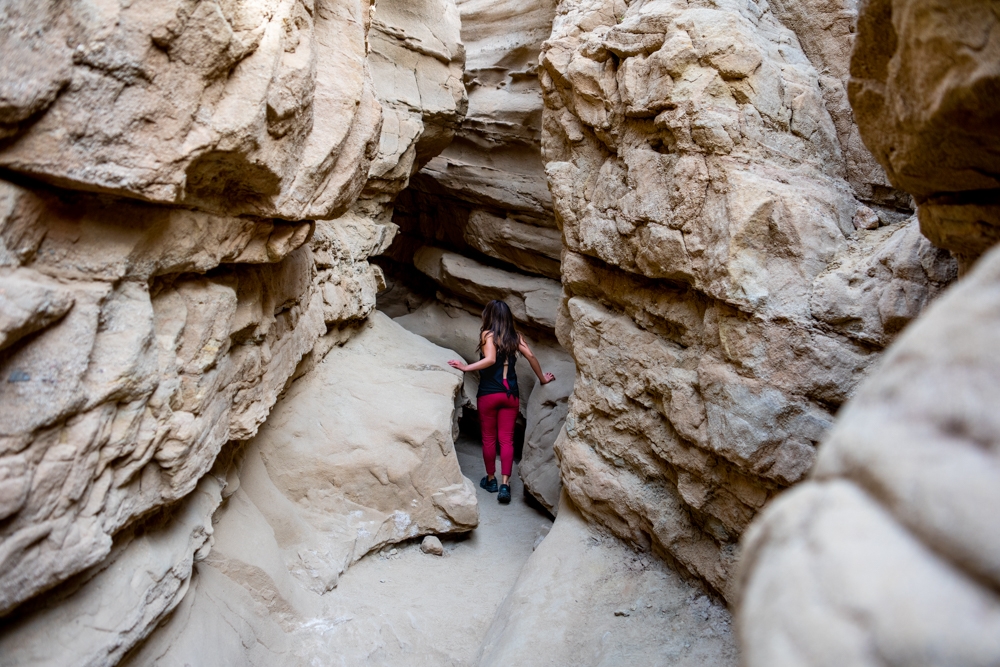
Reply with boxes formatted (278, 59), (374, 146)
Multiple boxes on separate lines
(448, 359), (467, 372)
(540, 372), (555, 385)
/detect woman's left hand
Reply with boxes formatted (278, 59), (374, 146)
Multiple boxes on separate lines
(448, 360), (467, 372)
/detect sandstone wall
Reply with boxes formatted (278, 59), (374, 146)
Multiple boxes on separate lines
(540, 0), (956, 601)
(0, 0), (469, 663)
(737, 1), (1000, 663)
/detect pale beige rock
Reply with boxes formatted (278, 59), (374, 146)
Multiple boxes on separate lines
(541, 0), (955, 600)
(477, 492), (738, 666)
(363, 0), (467, 197)
(0, 476), (224, 667)
(421, 535), (444, 556)
(464, 209), (562, 279)
(0, 179), (325, 617)
(415, 0), (559, 219)
(121, 312), (478, 667)
(413, 246), (561, 330)
(252, 311), (478, 551)
(738, 244), (1000, 667)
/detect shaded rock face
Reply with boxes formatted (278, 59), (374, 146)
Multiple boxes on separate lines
(540, 0), (956, 601)
(849, 0), (1000, 267)
(0, 0), (469, 663)
(737, 1), (1000, 663)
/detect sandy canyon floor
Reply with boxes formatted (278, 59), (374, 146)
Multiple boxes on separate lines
(305, 436), (738, 666)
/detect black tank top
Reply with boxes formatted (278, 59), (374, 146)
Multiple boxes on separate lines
(477, 351), (518, 398)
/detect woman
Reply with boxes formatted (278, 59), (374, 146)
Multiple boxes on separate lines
(448, 300), (555, 504)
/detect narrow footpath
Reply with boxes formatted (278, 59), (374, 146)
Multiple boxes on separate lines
(302, 436), (553, 666)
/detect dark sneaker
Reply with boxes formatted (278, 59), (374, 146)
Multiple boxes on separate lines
(498, 484), (511, 504)
(480, 476), (499, 493)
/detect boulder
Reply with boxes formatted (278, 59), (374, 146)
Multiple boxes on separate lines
(738, 243), (1000, 667)
(123, 311), (478, 666)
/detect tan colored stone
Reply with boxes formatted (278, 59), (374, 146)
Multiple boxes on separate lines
(414, 246), (561, 331)
(738, 246), (1000, 665)
(0, 0), (383, 221)
(540, 0), (955, 600)
(464, 209), (562, 279)
(478, 493), (738, 666)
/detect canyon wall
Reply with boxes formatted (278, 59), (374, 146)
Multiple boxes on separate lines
(0, 0), (473, 664)
(737, 1), (1000, 664)
(539, 0), (956, 602)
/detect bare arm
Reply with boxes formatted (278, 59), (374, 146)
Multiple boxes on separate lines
(448, 333), (496, 372)
(518, 336), (555, 385)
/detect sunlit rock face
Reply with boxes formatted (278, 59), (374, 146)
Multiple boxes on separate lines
(540, 0), (956, 601)
(0, 0), (468, 663)
(737, 1), (1000, 664)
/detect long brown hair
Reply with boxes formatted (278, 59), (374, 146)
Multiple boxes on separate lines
(478, 300), (520, 359)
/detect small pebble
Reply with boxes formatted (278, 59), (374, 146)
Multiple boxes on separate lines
(420, 535), (444, 556)
(614, 609), (630, 617)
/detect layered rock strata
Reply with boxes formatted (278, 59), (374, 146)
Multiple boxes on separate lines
(0, 0), (470, 663)
(377, 0), (575, 512)
(540, 0), (956, 601)
(738, 1), (1000, 663)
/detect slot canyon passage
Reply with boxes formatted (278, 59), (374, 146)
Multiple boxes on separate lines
(0, 0), (998, 664)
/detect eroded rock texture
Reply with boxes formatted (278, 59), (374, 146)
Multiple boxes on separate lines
(0, 0), (471, 663)
(541, 0), (956, 601)
(737, 1), (1000, 663)
(118, 313), (476, 667)
(849, 0), (1000, 267)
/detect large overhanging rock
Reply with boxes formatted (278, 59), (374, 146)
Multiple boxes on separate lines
(0, 0), (382, 221)
(413, 246), (561, 331)
(541, 0), (956, 601)
(737, 242), (1000, 667)
(849, 0), (1000, 265)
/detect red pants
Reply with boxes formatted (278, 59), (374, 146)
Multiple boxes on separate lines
(478, 392), (519, 477)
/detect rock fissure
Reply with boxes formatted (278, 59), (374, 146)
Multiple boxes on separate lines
(2, 0), (998, 664)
